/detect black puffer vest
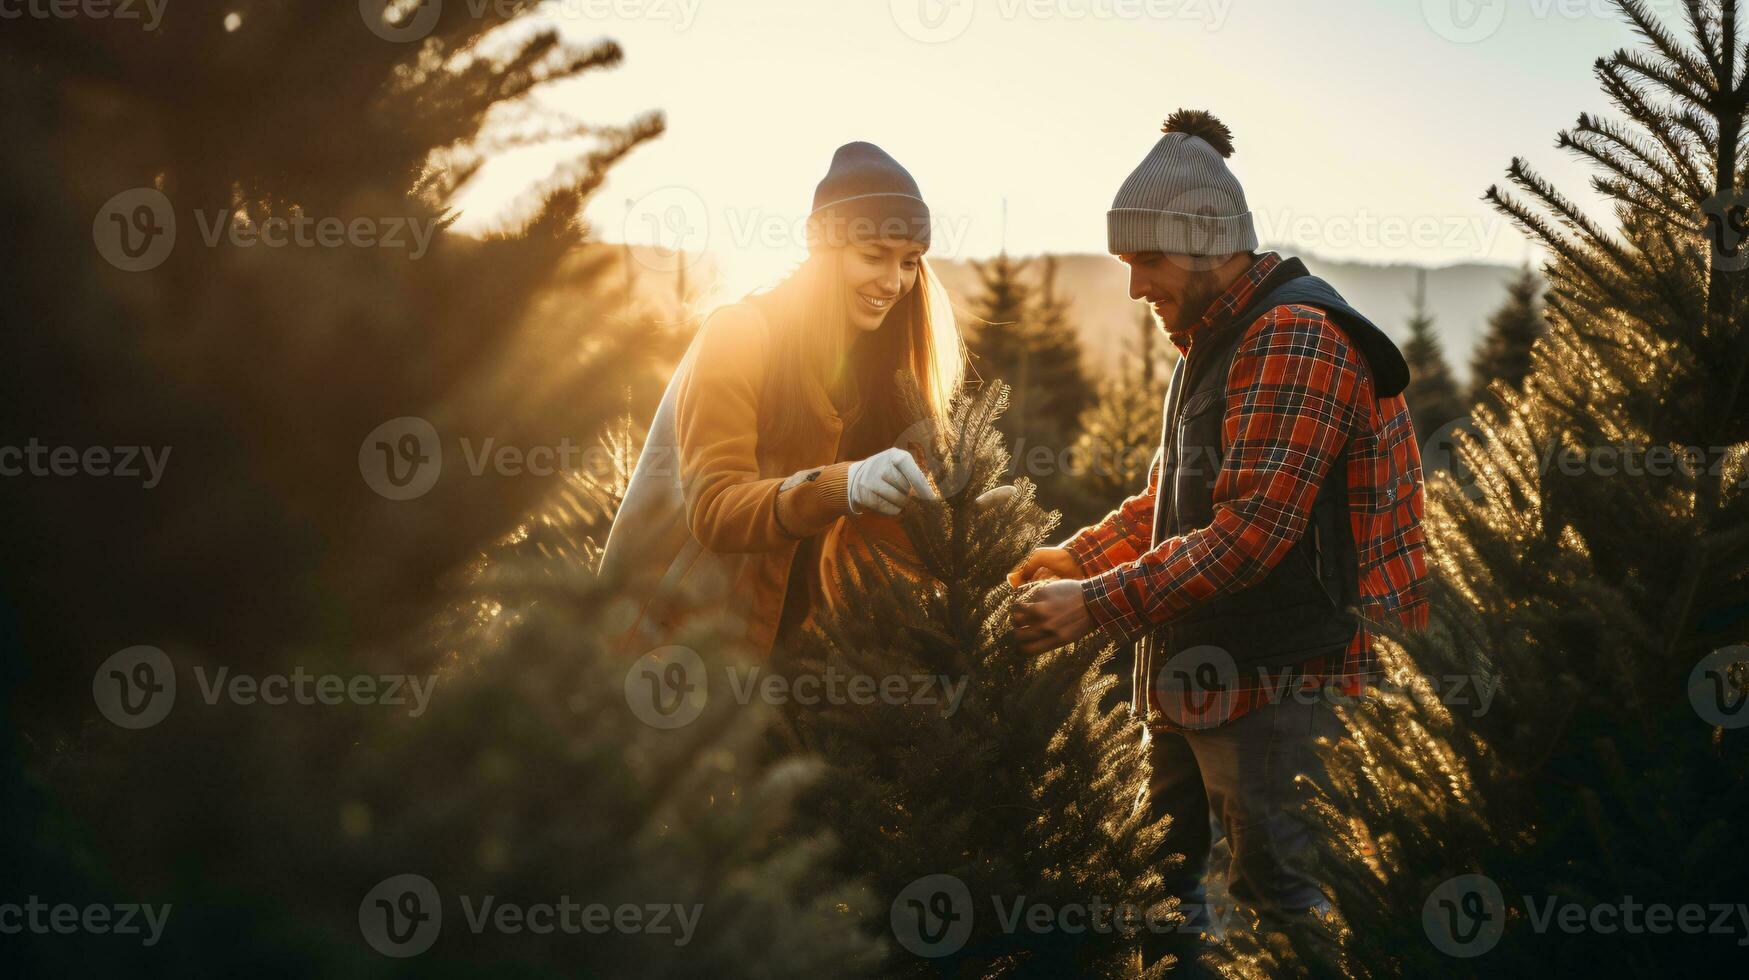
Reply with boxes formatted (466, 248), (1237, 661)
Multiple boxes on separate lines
(1132, 257), (1410, 711)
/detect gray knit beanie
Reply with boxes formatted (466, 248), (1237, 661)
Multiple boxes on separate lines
(1108, 110), (1257, 257)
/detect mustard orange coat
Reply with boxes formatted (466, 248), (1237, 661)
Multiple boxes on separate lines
(600, 299), (911, 656)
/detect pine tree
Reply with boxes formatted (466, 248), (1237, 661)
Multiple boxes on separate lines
(1, 8), (872, 974)
(1075, 305), (1172, 506)
(967, 254), (1096, 485)
(1400, 270), (1469, 446)
(1030, 256), (1100, 438)
(1217, 3), (1749, 975)
(0, 1), (665, 728)
(321, 498), (883, 977)
(35, 477), (885, 975)
(778, 378), (1175, 978)
(1069, 306), (1173, 712)
(1469, 266), (1547, 406)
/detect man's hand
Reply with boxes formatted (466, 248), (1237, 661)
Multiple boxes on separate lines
(1010, 579), (1096, 656)
(1006, 547), (1083, 588)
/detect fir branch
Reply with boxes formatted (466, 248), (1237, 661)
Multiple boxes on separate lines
(1680, 0), (1723, 74)
(1615, 0), (1717, 90)
(1507, 157), (1634, 269)
(1598, 59), (1714, 200)
(1613, 44), (1714, 107)
(1567, 111), (1702, 211)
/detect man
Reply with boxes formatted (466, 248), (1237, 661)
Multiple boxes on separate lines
(1009, 109), (1429, 968)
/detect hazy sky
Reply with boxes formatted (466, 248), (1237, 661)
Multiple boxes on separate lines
(452, 0), (1661, 296)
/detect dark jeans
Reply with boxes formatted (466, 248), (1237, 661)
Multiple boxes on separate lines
(1139, 694), (1342, 970)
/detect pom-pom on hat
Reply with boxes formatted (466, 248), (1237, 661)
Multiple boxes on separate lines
(807, 142), (932, 251)
(1107, 110), (1257, 257)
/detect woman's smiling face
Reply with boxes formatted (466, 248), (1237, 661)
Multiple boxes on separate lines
(840, 239), (924, 332)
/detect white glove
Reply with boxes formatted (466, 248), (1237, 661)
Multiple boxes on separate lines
(974, 484), (1017, 513)
(847, 447), (940, 516)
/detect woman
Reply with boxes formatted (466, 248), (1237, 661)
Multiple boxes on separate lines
(601, 141), (985, 657)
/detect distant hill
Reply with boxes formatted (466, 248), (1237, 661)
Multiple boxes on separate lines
(588, 245), (1528, 386)
(929, 252), (1529, 385)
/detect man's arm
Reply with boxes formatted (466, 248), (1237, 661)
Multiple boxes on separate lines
(1059, 450), (1162, 577)
(1009, 451), (1159, 588)
(1078, 308), (1366, 642)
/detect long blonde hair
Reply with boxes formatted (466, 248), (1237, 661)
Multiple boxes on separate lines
(750, 249), (964, 458)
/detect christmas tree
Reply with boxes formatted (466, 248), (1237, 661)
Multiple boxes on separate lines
(0, 0), (667, 728)
(1217, 2), (1749, 975)
(1400, 270), (1469, 447)
(966, 253), (1097, 496)
(779, 378), (1176, 977)
(1075, 304), (1173, 506)
(1, 7), (869, 974)
(1469, 266), (1547, 407)
(1067, 306), (1173, 711)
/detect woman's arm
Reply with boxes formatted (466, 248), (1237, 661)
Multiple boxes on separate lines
(675, 303), (851, 553)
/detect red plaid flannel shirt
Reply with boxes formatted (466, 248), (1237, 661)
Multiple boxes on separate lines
(1064, 252), (1429, 728)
